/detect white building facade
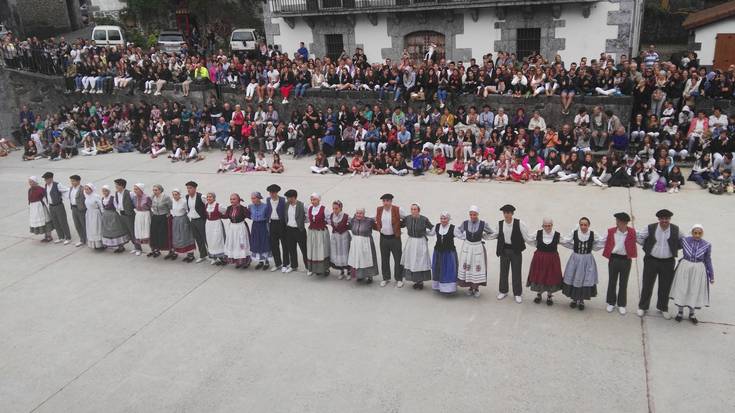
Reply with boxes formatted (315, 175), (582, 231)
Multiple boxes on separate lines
(264, 0), (644, 63)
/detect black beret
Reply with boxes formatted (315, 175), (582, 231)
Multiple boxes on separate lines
(69, 174), (81, 181)
(41, 172), (54, 179)
(267, 184), (281, 193)
(284, 189), (298, 198)
(185, 181), (198, 188)
(500, 204), (516, 213)
(114, 178), (127, 187)
(380, 193), (394, 200)
(656, 209), (673, 218)
(614, 212), (631, 222)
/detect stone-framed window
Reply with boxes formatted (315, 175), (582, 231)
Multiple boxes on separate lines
(516, 28), (541, 59)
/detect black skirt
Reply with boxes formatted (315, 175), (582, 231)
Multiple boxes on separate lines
(150, 214), (170, 250)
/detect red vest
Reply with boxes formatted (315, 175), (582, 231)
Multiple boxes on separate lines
(602, 227), (638, 259)
(308, 205), (327, 230)
(206, 203), (222, 221)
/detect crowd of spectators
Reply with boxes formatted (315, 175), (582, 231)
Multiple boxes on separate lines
(3, 30), (735, 194)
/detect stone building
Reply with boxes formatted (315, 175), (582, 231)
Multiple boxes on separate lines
(0, 0), (82, 38)
(263, 0), (645, 63)
(684, 0), (735, 69)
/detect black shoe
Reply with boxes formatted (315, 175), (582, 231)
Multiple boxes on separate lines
(235, 263), (243, 269)
(578, 302), (585, 311)
(147, 251), (155, 257)
(255, 262), (264, 270)
(570, 301), (577, 309)
(533, 295), (542, 304)
(412, 282), (419, 289)
(183, 255), (194, 263)
(417, 282), (424, 290)
(153, 251), (161, 258)
(114, 246), (125, 253)
(689, 315), (698, 325)
(675, 314), (683, 322)
(170, 253), (178, 261)
(164, 253), (172, 260)
(262, 263), (269, 271)
(546, 297), (553, 306)
(366, 277), (373, 284)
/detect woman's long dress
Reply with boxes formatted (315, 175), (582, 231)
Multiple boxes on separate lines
(132, 194), (152, 244)
(171, 198), (195, 253)
(248, 202), (271, 261)
(329, 212), (351, 270)
(670, 236), (714, 309)
(306, 204), (331, 275)
(224, 204), (252, 266)
(347, 217), (378, 280)
(150, 194), (172, 251)
(28, 186), (53, 234)
(401, 215), (433, 282)
(457, 220), (493, 287)
(84, 193), (104, 249)
(526, 230), (563, 293)
(205, 202), (226, 258)
(561, 230), (603, 301)
(101, 195), (129, 247)
(432, 223), (458, 293)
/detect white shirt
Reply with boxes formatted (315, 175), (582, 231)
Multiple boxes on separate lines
(379, 207), (407, 236)
(286, 203), (301, 228)
(499, 219), (532, 245)
(46, 182), (68, 205)
(114, 191), (126, 212)
(69, 184), (81, 206)
(186, 194), (203, 219)
(636, 224), (674, 259)
(612, 229), (629, 256)
(268, 197), (280, 220)
(171, 198), (188, 217)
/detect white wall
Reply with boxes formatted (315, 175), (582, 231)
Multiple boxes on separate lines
(272, 17), (314, 58)
(556, 1), (619, 64)
(455, 9), (500, 61)
(354, 15), (392, 63)
(90, 0), (126, 12)
(694, 17), (735, 66)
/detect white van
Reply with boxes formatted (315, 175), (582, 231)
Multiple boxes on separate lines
(230, 29), (260, 57)
(91, 25), (125, 47)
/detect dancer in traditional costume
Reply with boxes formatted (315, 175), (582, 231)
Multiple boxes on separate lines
(636, 209), (681, 319)
(670, 224), (714, 325)
(266, 184), (287, 272)
(68, 174), (86, 247)
(184, 181), (208, 263)
(114, 178), (140, 254)
(100, 185), (129, 251)
(149, 184), (172, 258)
(602, 212), (637, 315)
(495, 204), (533, 303)
(131, 183), (152, 256)
(28, 176), (53, 242)
(374, 193), (407, 287)
(248, 191), (272, 269)
(347, 208), (378, 283)
(41, 171), (72, 244)
(204, 192), (227, 265)
(561, 217), (605, 310)
(401, 203), (433, 290)
(225, 193), (252, 268)
(82, 183), (104, 250)
(526, 217), (563, 305)
(306, 193), (331, 276)
(328, 200), (351, 279)
(169, 188), (195, 260)
(284, 189), (308, 273)
(456, 205), (494, 297)
(431, 211), (458, 294)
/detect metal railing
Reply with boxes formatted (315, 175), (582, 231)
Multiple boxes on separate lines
(270, 0), (460, 15)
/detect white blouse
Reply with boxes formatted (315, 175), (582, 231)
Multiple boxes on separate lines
(171, 198), (188, 217)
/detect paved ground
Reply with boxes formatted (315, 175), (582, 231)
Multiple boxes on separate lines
(0, 152), (732, 413)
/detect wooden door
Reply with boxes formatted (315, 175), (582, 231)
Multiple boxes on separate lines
(404, 31), (445, 63)
(714, 33), (735, 70)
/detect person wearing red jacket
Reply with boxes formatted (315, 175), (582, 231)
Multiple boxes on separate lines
(602, 212), (638, 315)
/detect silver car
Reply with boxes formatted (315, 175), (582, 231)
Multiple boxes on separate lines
(157, 30), (185, 54)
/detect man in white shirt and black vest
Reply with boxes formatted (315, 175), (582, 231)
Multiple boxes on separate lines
(374, 193), (407, 288)
(68, 174), (87, 247)
(283, 189), (307, 273)
(495, 204), (531, 303)
(42, 171), (72, 244)
(266, 184), (288, 272)
(184, 181), (208, 263)
(636, 209), (681, 319)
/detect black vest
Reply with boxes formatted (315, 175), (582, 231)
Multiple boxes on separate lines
(48, 182), (62, 205)
(642, 223), (680, 258)
(186, 192), (207, 218)
(573, 230), (595, 254)
(434, 224), (456, 252)
(536, 230), (559, 253)
(496, 218), (526, 256)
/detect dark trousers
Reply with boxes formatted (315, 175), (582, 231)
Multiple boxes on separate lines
(71, 206), (87, 243)
(189, 218), (208, 258)
(607, 255), (632, 307)
(499, 248), (523, 295)
(638, 256), (676, 312)
(379, 234), (402, 281)
(284, 226), (307, 269)
(269, 221), (287, 267)
(120, 212), (141, 250)
(49, 204), (72, 240)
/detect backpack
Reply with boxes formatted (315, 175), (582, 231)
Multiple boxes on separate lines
(654, 178), (667, 193)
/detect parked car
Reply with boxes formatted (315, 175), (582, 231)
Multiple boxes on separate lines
(157, 30), (186, 53)
(230, 28), (260, 58)
(91, 25), (125, 47)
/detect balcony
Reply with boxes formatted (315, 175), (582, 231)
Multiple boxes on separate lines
(269, 0), (597, 17)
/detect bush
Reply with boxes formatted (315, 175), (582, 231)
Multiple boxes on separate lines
(127, 29), (159, 48)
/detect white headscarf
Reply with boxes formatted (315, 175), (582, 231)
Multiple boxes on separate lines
(691, 224), (704, 232)
(310, 192), (321, 200)
(469, 205), (480, 213)
(29, 176), (40, 185)
(134, 183), (145, 191)
(84, 182), (96, 192)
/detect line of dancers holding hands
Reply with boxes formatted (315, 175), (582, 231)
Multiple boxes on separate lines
(28, 173), (714, 324)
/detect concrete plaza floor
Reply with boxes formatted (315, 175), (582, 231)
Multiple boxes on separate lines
(0, 152), (732, 413)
